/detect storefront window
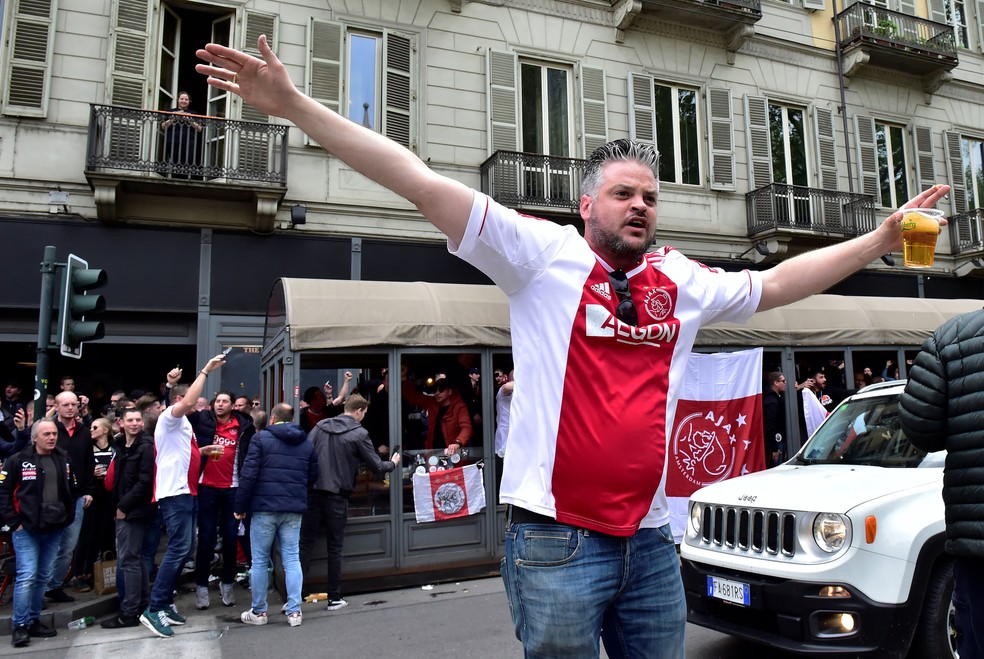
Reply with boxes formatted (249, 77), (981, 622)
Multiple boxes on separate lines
(399, 353), (483, 515)
(299, 354), (393, 518)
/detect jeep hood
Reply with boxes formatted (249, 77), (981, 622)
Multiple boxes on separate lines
(687, 464), (942, 513)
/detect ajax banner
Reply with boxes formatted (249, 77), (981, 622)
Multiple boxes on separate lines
(667, 348), (765, 541)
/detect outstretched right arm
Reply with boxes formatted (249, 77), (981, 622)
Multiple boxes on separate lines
(196, 36), (473, 245)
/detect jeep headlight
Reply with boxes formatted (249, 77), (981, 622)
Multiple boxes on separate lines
(689, 502), (703, 536)
(813, 513), (849, 553)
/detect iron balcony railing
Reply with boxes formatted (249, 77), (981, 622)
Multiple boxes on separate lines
(949, 208), (984, 255)
(835, 1), (957, 59)
(746, 184), (876, 238)
(86, 104), (288, 186)
(691, 0), (760, 15)
(481, 150), (587, 213)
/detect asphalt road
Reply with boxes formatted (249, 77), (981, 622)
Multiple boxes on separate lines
(0, 577), (803, 658)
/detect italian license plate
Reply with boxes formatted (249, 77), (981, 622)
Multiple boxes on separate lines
(707, 576), (750, 606)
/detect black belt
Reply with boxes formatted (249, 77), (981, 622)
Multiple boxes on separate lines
(509, 506), (560, 526)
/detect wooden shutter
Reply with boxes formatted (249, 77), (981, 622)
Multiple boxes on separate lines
(928, 0), (948, 24)
(978, 1), (984, 53)
(912, 125), (936, 194)
(744, 95), (772, 190)
(813, 106), (841, 227)
(854, 115), (881, 205)
(627, 72), (655, 146)
(3, 0), (58, 116)
(579, 65), (607, 157)
(382, 31), (413, 150)
(487, 49), (518, 153)
(812, 106), (838, 192)
(706, 87), (734, 191)
(307, 20), (342, 146)
(240, 11), (277, 123)
(237, 11), (277, 175)
(107, 0), (150, 108)
(944, 130), (968, 214)
(895, 0), (915, 15)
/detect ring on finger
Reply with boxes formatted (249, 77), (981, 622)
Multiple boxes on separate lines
(233, 73), (238, 84)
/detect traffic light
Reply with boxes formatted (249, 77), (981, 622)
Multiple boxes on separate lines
(59, 253), (107, 358)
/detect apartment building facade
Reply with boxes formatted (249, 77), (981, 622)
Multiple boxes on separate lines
(1, 0), (983, 385)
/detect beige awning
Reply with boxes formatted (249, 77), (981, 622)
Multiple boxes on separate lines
(270, 278), (981, 351)
(275, 278), (512, 351)
(700, 294), (982, 347)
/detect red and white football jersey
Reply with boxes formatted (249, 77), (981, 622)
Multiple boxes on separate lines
(451, 193), (762, 536)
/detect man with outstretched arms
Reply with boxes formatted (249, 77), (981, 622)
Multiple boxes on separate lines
(139, 355), (226, 638)
(197, 38), (949, 658)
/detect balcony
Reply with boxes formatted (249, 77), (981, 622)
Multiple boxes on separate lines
(835, 2), (958, 93)
(950, 208), (984, 256)
(84, 104), (289, 232)
(480, 151), (586, 215)
(746, 184), (876, 256)
(625, 0), (761, 59)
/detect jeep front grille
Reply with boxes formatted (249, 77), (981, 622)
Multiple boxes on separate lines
(698, 505), (797, 557)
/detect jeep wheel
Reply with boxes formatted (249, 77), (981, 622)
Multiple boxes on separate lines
(909, 559), (957, 659)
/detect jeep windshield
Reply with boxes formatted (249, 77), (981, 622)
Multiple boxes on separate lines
(791, 390), (943, 468)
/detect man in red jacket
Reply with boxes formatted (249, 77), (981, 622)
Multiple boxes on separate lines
(401, 375), (473, 454)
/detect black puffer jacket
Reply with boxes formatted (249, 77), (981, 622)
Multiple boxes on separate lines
(898, 309), (984, 560)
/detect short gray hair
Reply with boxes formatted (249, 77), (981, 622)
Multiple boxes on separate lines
(581, 139), (660, 198)
(31, 419), (57, 441)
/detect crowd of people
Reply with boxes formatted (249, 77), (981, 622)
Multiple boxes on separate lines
(0, 355), (513, 646)
(760, 357), (915, 468)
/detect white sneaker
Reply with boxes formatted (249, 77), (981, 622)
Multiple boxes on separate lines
(287, 611), (302, 627)
(220, 582), (235, 607)
(240, 609), (268, 625)
(325, 598), (348, 611)
(195, 585), (210, 610)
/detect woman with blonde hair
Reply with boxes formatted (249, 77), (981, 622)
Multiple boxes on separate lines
(69, 417), (117, 591)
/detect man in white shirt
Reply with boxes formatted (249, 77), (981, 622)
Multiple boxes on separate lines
(139, 354), (225, 639)
(196, 39), (950, 658)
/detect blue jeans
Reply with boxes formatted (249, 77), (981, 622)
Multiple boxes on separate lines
(250, 512), (303, 615)
(954, 556), (984, 659)
(196, 485), (239, 586)
(501, 522), (686, 659)
(150, 494), (194, 612)
(12, 527), (63, 627)
(46, 496), (84, 591)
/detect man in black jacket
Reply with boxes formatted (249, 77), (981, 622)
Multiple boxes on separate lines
(0, 419), (78, 647)
(45, 391), (95, 603)
(762, 372), (787, 468)
(299, 395), (398, 611)
(100, 408), (157, 629)
(899, 310), (984, 659)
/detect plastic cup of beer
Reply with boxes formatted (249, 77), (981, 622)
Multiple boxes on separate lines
(210, 445), (225, 462)
(900, 208), (943, 268)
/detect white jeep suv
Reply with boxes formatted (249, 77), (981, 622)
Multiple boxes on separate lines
(680, 380), (956, 658)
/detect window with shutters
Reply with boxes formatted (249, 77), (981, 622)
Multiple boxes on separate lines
(653, 82), (701, 186)
(960, 135), (984, 210)
(2, 0), (57, 117)
(875, 121), (909, 209)
(769, 103), (809, 189)
(519, 59), (572, 158)
(519, 58), (574, 202)
(941, 0), (970, 48)
(308, 21), (414, 150)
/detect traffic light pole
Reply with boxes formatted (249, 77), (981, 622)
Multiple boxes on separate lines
(34, 245), (58, 422)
